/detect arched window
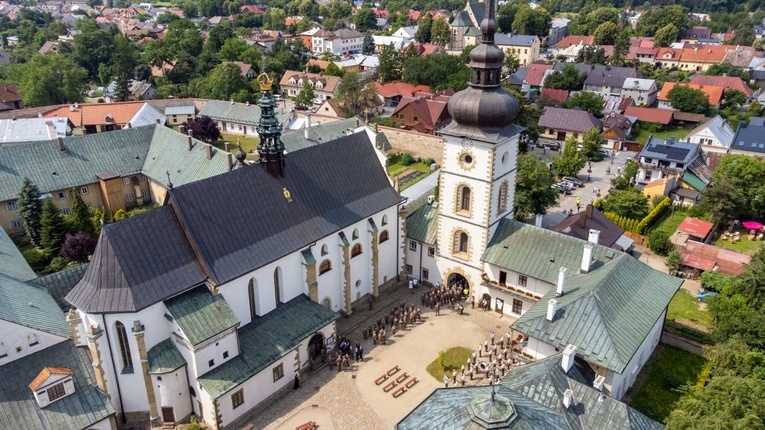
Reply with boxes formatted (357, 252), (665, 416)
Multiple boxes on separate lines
(497, 181), (509, 215)
(351, 243), (362, 258)
(319, 259), (332, 275)
(352, 228), (359, 240)
(274, 267), (282, 306)
(453, 231), (469, 255)
(321, 244), (328, 256)
(379, 230), (389, 243)
(248, 278), (257, 318)
(457, 185), (471, 213)
(382, 215), (388, 226)
(115, 321), (133, 372)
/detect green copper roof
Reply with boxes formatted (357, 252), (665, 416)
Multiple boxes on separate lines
(451, 10), (473, 27)
(165, 286), (240, 346)
(198, 294), (340, 399)
(499, 221), (683, 373)
(198, 100), (290, 127)
(0, 273), (69, 338)
(681, 171), (707, 192)
(407, 202), (438, 244)
(0, 228), (36, 281)
(148, 339), (187, 374)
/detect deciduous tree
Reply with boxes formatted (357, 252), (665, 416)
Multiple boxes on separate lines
(552, 137), (586, 177)
(336, 72), (378, 116)
(293, 80), (316, 107)
(354, 7), (377, 32)
(667, 85), (709, 114)
(514, 153), (559, 221)
(60, 232), (97, 262)
(602, 189), (650, 219)
(563, 91), (604, 117)
(593, 21), (618, 45)
(186, 115), (222, 142)
(653, 23), (679, 47)
(376, 43), (401, 83)
(415, 12), (432, 43)
(512, 5), (551, 37)
(580, 127), (605, 160)
(430, 18), (451, 46)
(543, 63), (586, 91)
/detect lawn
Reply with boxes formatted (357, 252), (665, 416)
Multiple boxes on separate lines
(714, 227), (765, 254)
(666, 289), (712, 329)
(651, 209), (694, 237)
(634, 127), (690, 145)
(387, 161), (434, 191)
(386, 161), (432, 178)
(626, 345), (707, 423)
(211, 133), (260, 160)
(426, 347), (473, 382)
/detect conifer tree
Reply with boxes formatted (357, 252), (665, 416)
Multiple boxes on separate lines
(69, 188), (95, 236)
(40, 199), (68, 257)
(18, 177), (43, 246)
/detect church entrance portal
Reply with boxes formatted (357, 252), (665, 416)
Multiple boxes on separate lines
(447, 273), (469, 296)
(309, 333), (324, 360)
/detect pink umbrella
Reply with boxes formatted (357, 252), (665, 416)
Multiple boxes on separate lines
(742, 221), (764, 230)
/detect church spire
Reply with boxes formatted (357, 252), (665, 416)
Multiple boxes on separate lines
(255, 72), (286, 178)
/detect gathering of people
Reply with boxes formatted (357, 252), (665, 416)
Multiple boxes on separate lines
(363, 302), (423, 346)
(443, 330), (525, 388)
(421, 281), (467, 315)
(328, 336), (364, 372)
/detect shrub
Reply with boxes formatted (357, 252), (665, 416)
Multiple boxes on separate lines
(438, 350), (445, 369)
(651, 194), (666, 207)
(113, 209), (128, 221)
(188, 416), (207, 430)
(637, 197), (671, 234)
(687, 204), (706, 218)
(648, 229), (673, 255)
(400, 153), (415, 166)
(22, 248), (51, 272)
(45, 256), (68, 273)
(422, 158), (435, 166)
(127, 206), (151, 218)
(60, 232), (97, 263)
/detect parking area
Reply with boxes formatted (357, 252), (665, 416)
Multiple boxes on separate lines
(528, 141), (637, 229)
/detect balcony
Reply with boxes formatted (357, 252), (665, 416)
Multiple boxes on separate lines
(480, 276), (543, 302)
(639, 162), (683, 174)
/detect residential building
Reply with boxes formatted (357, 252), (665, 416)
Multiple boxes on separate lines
(539, 88), (568, 104)
(601, 111), (635, 149)
(684, 115), (734, 154)
(538, 107), (602, 142)
(624, 106), (674, 128)
(310, 28), (364, 55)
(279, 71), (341, 102)
(392, 26), (417, 39)
(551, 35), (594, 59)
(619, 77), (658, 107)
(511, 63), (553, 94)
(315, 97), (383, 119)
(128, 80), (155, 100)
(391, 89), (454, 134)
(582, 65), (640, 97)
(729, 117), (765, 156)
(371, 35), (412, 52)
(636, 135), (703, 184)
(547, 17), (570, 46)
(64, 88), (403, 427)
(402, 42), (447, 57)
(399, 353), (664, 429)
(374, 82), (431, 107)
(657, 82), (723, 109)
(225, 61), (257, 79)
(198, 99), (292, 137)
(0, 124), (233, 235)
(43, 101), (166, 134)
(404, 201), (439, 285)
(0, 117), (67, 143)
(335, 54), (379, 80)
(678, 47), (727, 72)
(0, 84), (22, 111)
(627, 39), (658, 64)
(680, 26), (712, 43)
(552, 204), (634, 253)
(164, 105), (196, 126)
(654, 47), (681, 69)
(689, 75), (754, 99)
(680, 240), (752, 278)
(494, 34), (541, 66)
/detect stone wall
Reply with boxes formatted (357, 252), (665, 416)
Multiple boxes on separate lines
(378, 126), (445, 165)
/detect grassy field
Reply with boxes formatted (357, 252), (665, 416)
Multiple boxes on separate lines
(386, 161), (432, 178)
(212, 133), (260, 160)
(714, 227), (765, 254)
(634, 127), (691, 145)
(651, 210), (693, 237)
(666, 290), (712, 329)
(426, 347), (473, 382)
(626, 345), (707, 423)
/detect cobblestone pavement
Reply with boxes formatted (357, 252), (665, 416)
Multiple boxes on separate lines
(233, 284), (517, 430)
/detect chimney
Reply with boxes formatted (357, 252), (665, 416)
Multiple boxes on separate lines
(179, 125), (186, 135)
(227, 152), (233, 171)
(304, 114), (312, 139)
(556, 267), (567, 297)
(561, 344), (577, 372)
(585, 204), (593, 220)
(187, 133), (192, 151)
(593, 375), (606, 392)
(581, 243), (594, 273)
(563, 389), (574, 409)
(535, 214), (544, 228)
(37, 112), (42, 118)
(56, 137), (65, 151)
(127, 122), (132, 129)
(588, 229), (600, 245)
(546, 298), (558, 322)
(69, 104), (74, 112)
(667, 135), (675, 145)
(205, 144), (212, 160)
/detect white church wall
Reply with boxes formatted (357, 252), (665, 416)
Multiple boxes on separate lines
(187, 329), (239, 378)
(0, 320), (67, 365)
(152, 366), (191, 423)
(607, 309), (666, 399)
(376, 207), (401, 285)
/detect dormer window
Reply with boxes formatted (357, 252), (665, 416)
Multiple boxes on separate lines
(28, 333), (39, 347)
(29, 367), (74, 408)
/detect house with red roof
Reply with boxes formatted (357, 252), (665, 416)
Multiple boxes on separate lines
(391, 90), (454, 134)
(374, 82), (431, 107)
(679, 240), (751, 277)
(539, 88), (568, 105)
(624, 106), (674, 127)
(658, 82), (724, 109)
(689, 75), (753, 98)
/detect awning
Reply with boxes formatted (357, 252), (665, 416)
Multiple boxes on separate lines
(614, 235), (634, 251)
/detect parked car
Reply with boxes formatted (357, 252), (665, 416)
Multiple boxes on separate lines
(545, 141), (561, 151)
(561, 176), (585, 188)
(599, 149), (610, 158)
(551, 183), (572, 195)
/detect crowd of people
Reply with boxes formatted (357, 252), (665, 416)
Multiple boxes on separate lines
(421, 282), (467, 315)
(444, 330), (522, 388)
(328, 336), (363, 372)
(362, 302), (423, 346)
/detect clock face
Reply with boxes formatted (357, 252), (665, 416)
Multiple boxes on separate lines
(461, 138), (473, 149)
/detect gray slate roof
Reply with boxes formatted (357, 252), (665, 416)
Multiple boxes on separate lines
(281, 117), (364, 152)
(488, 220), (683, 373)
(640, 136), (701, 164)
(538, 107), (602, 134)
(66, 206), (208, 313)
(731, 118), (765, 154)
(0, 273), (69, 338)
(147, 338), (187, 374)
(406, 202), (438, 244)
(165, 286), (239, 346)
(168, 132), (400, 284)
(495, 34), (537, 47)
(398, 354), (663, 430)
(197, 294), (340, 398)
(198, 100), (290, 127)
(0, 228), (36, 281)
(450, 10), (472, 27)
(0, 340), (115, 429)
(32, 264), (88, 312)
(552, 206), (625, 250)
(164, 105), (195, 116)
(583, 66), (640, 88)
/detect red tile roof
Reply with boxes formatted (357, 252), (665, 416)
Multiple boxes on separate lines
(624, 106), (674, 125)
(29, 367), (73, 391)
(677, 217), (714, 239)
(0, 84), (21, 103)
(44, 101), (146, 127)
(540, 88), (568, 104)
(658, 82), (724, 106)
(374, 82), (431, 98)
(553, 35), (594, 49)
(679, 47), (727, 64)
(524, 63), (553, 87)
(392, 90), (452, 133)
(689, 75), (754, 98)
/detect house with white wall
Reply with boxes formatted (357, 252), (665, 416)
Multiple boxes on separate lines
(684, 115), (734, 154)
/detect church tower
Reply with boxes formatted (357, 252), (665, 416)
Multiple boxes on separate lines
(255, 72), (286, 178)
(435, 0), (523, 292)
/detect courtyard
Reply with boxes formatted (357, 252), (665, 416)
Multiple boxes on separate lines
(233, 284), (516, 429)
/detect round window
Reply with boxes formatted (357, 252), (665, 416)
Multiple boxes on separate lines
(462, 154), (473, 164)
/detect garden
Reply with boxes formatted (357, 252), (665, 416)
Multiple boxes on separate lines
(211, 133), (260, 161)
(426, 347), (473, 382)
(633, 127), (690, 145)
(386, 153), (437, 191)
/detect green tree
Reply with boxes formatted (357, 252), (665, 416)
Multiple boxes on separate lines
(582, 7), (620, 34)
(667, 85), (709, 114)
(163, 19), (204, 58)
(610, 29), (630, 66)
(99, 35), (139, 101)
(354, 7), (377, 32)
(723, 89), (747, 108)
(193, 62), (250, 101)
(206, 24), (235, 53)
(580, 127), (605, 160)
(362, 33), (375, 55)
(514, 153), (559, 221)
(264, 8), (287, 30)
(377, 43), (401, 83)
(512, 5), (551, 37)
(40, 199), (68, 257)
(699, 270), (733, 294)
(497, 1), (520, 33)
(578, 46), (608, 65)
(593, 21), (618, 45)
(403, 54), (469, 91)
(543, 63), (586, 91)
(18, 177), (43, 247)
(602, 190), (650, 219)
(68, 188), (95, 236)
(552, 137), (586, 177)
(749, 100), (763, 116)
(293, 79), (315, 107)
(415, 12), (432, 43)
(218, 38), (248, 62)
(647, 228), (672, 255)
(653, 23), (679, 48)
(324, 62), (345, 77)
(72, 19), (116, 81)
(5, 54), (87, 107)
(665, 249), (681, 273)
(336, 72), (378, 116)
(430, 18), (451, 46)
(504, 49), (520, 73)
(563, 91), (605, 117)
(699, 176), (744, 226)
(636, 5), (689, 37)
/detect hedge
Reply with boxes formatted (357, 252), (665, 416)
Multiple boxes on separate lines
(637, 197), (671, 234)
